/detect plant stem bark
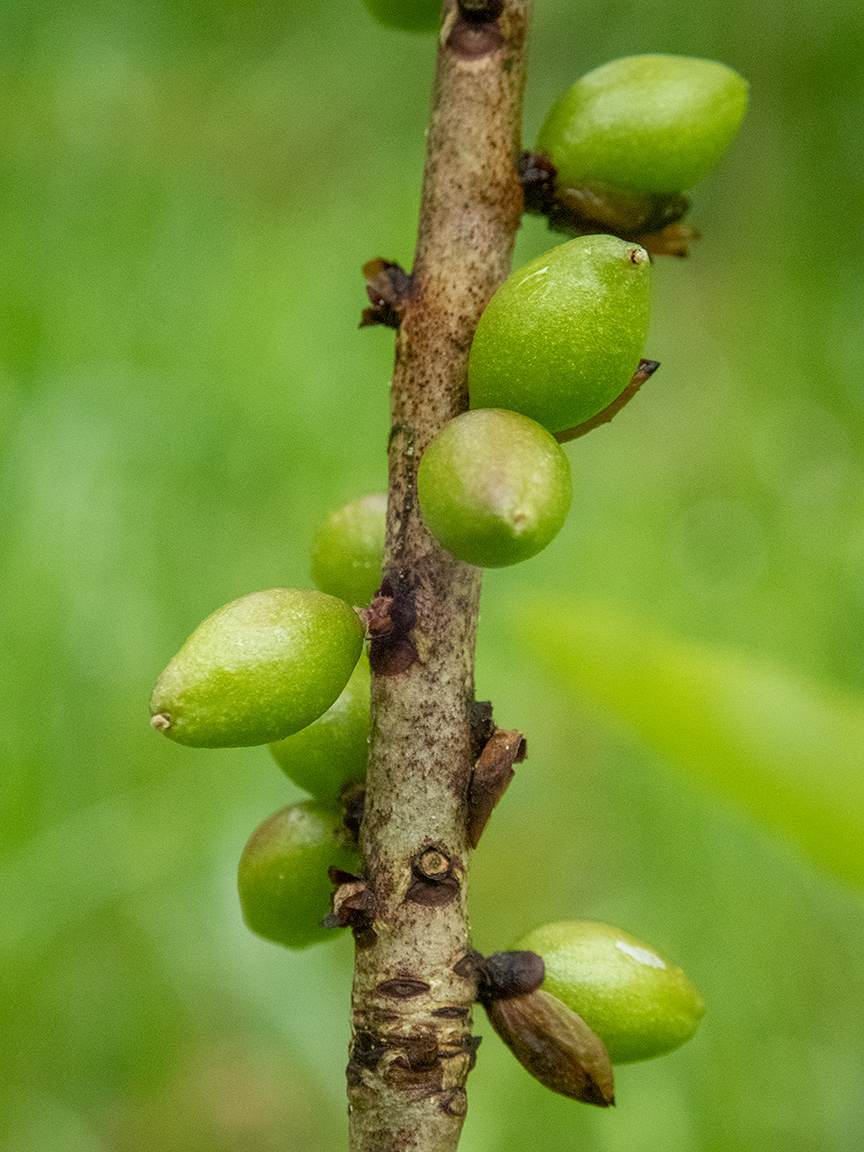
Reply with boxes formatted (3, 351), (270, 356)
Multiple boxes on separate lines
(347, 4), (532, 1151)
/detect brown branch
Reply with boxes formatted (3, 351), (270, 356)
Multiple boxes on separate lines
(348, 4), (531, 1151)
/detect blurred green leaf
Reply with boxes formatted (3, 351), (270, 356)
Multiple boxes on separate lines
(3, 0), (864, 1148)
(518, 599), (864, 891)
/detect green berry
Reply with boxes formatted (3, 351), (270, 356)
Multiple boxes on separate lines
(310, 494), (387, 607)
(417, 409), (572, 568)
(536, 55), (748, 195)
(269, 654), (371, 803)
(238, 801), (361, 949)
(150, 588), (364, 748)
(517, 921), (705, 1064)
(469, 235), (650, 434)
(362, 0), (440, 33)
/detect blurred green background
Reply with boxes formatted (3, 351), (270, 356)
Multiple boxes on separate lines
(2, 0), (863, 1149)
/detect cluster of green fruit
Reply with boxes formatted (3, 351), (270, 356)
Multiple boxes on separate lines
(418, 233), (650, 567)
(149, 9), (748, 1088)
(148, 502), (387, 949)
(411, 48), (745, 568)
(148, 496), (704, 1062)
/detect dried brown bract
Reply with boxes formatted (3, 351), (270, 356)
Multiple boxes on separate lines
(483, 989), (615, 1106)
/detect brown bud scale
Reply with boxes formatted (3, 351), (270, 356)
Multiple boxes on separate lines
(483, 989), (615, 1107)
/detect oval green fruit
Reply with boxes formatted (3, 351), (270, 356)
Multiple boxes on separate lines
(517, 921), (705, 1064)
(310, 494), (387, 607)
(536, 55), (748, 196)
(238, 801), (361, 949)
(417, 409), (572, 568)
(362, 0), (440, 33)
(269, 654), (371, 803)
(469, 235), (650, 434)
(150, 588), (364, 748)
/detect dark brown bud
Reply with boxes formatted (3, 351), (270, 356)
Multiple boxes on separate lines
(340, 784), (365, 841)
(477, 950), (545, 1002)
(483, 989), (615, 1107)
(368, 572), (419, 678)
(468, 700), (495, 759)
(360, 258), (414, 329)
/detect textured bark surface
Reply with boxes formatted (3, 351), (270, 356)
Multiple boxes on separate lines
(348, 4), (532, 1151)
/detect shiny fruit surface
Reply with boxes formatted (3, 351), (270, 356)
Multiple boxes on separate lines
(517, 920), (705, 1064)
(469, 235), (650, 434)
(238, 801), (360, 949)
(536, 55), (748, 195)
(310, 493), (386, 607)
(417, 409), (572, 568)
(150, 588), (363, 748)
(269, 654), (371, 803)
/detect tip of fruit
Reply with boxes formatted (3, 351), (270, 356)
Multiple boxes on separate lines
(150, 712), (172, 733)
(629, 246), (649, 265)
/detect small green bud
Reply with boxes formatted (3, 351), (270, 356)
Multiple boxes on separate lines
(238, 801), (361, 950)
(150, 588), (364, 748)
(469, 235), (650, 434)
(536, 55), (748, 196)
(517, 921), (705, 1064)
(417, 409), (572, 568)
(362, 0), (441, 33)
(269, 654), (371, 803)
(310, 494), (387, 607)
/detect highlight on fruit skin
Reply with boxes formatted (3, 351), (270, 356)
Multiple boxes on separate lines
(149, 588), (364, 748)
(536, 55), (749, 196)
(468, 235), (650, 434)
(238, 801), (361, 950)
(362, 0), (441, 33)
(516, 920), (705, 1064)
(310, 493), (387, 607)
(417, 408), (572, 568)
(269, 654), (371, 803)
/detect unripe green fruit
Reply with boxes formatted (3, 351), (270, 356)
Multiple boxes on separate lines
(517, 921), (705, 1064)
(362, 0), (440, 33)
(536, 55), (748, 196)
(238, 801), (360, 949)
(469, 235), (650, 434)
(310, 494), (387, 607)
(150, 588), (364, 748)
(269, 654), (371, 803)
(417, 409), (572, 568)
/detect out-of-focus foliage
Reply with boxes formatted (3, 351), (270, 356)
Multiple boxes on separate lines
(521, 600), (864, 889)
(1, 1), (863, 1150)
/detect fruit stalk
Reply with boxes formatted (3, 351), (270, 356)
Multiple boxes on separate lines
(348, 4), (531, 1150)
